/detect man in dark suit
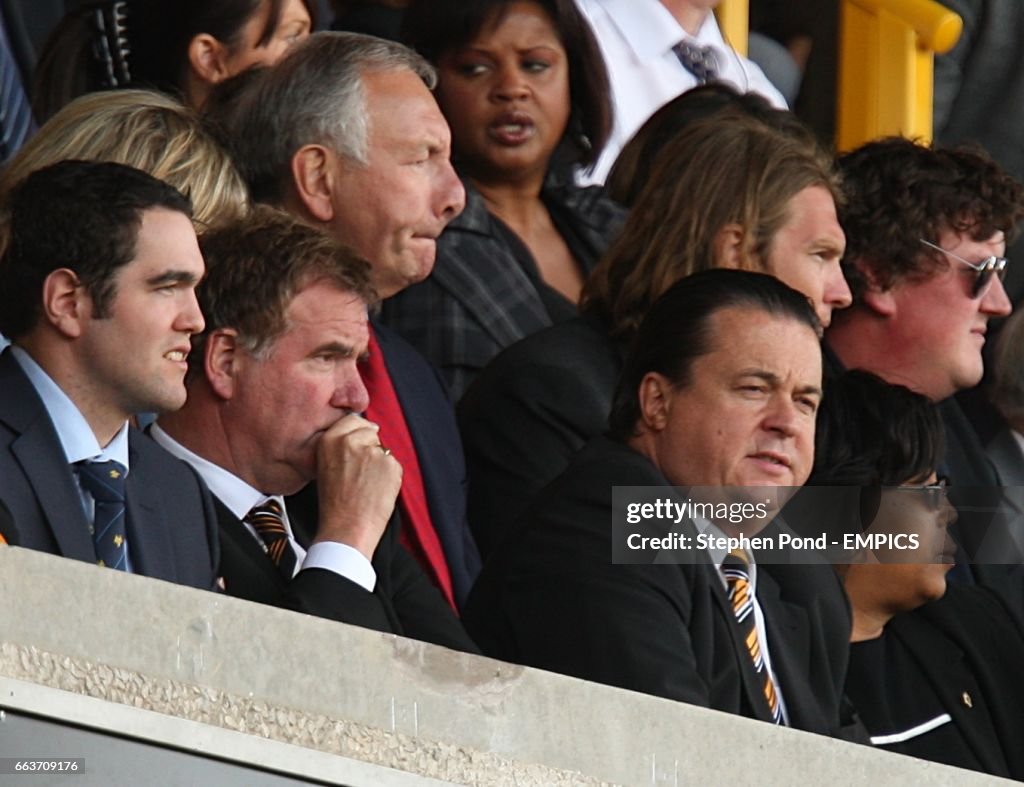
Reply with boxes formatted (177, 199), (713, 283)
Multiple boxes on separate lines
(154, 207), (474, 652)
(465, 270), (855, 737)
(0, 160), (218, 589)
(210, 32), (479, 609)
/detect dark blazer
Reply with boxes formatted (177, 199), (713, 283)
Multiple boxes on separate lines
(215, 495), (478, 653)
(373, 320), (481, 607)
(458, 314), (623, 556)
(464, 436), (854, 737)
(381, 179), (625, 399)
(0, 349), (219, 589)
(0, 497), (17, 545)
(849, 584), (1024, 779)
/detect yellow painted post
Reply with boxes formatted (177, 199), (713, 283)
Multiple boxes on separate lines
(837, 0), (962, 152)
(715, 0), (748, 57)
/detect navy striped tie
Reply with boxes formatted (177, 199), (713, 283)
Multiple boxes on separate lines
(77, 460), (129, 571)
(0, 12), (34, 164)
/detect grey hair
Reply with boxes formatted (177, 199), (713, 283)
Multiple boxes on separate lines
(221, 31), (436, 204)
(991, 309), (1024, 426)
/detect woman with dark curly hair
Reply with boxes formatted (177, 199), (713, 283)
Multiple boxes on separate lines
(380, 0), (625, 399)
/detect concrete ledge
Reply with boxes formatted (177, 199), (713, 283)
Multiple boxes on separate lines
(0, 547), (1010, 785)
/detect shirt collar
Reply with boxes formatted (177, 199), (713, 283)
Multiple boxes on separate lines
(691, 515), (757, 584)
(149, 422), (273, 521)
(595, 0), (722, 60)
(11, 345), (130, 470)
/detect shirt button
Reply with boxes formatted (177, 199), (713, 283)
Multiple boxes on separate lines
(962, 691), (973, 708)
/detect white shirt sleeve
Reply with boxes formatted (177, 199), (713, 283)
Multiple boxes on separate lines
(302, 541), (377, 592)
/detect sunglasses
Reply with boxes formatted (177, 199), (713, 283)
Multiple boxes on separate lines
(919, 239), (1008, 298)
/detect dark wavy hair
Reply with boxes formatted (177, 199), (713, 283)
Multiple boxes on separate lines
(838, 137), (1024, 299)
(401, 0), (611, 169)
(810, 369), (943, 488)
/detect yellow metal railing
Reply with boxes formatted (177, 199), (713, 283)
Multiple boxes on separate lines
(716, 0), (749, 57)
(837, 0), (962, 151)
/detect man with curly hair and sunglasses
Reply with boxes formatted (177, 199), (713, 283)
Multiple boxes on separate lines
(826, 136), (1024, 615)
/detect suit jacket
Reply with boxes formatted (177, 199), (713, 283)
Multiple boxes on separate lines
(381, 179), (625, 399)
(0, 349), (219, 589)
(463, 436), (854, 737)
(848, 584), (1024, 779)
(373, 320), (481, 608)
(458, 314), (624, 557)
(0, 497), (17, 544)
(217, 493), (478, 653)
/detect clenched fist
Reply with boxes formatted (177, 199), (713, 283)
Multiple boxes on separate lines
(314, 413), (402, 560)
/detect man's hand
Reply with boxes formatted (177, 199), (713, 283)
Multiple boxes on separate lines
(314, 414), (402, 560)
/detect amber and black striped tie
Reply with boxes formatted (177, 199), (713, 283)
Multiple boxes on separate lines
(721, 548), (783, 724)
(244, 499), (297, 578)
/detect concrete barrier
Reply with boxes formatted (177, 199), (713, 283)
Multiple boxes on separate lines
(0, 548), (1009, 786)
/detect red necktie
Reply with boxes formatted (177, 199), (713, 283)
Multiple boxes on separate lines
(361, 329), (456, 610)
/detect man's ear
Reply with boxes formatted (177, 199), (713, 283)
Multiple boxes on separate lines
(205, 328), (241, 400)
(637, 372), (674, 432)
(857, 262), (897, 317)
(713, 223), (755, 270)
(291, 145), (337, 224)
(40, 269), (89, 338)
(187, 33), (231, 85)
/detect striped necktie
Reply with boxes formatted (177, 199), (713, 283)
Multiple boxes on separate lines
(244, 499), (298, 579)
(721, 548), (783, 723)
(0, 11), (34, 163)
(77, 460), (129, 571)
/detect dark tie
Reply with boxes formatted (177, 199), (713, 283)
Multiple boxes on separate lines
(244, 499), (298, 579)
(721, 548), (783, 724)
(672, 40), (719, 85)
(0, 11), (34, 164)
(77, 460), (129, 571)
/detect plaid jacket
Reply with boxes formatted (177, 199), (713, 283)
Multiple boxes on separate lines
(380, 178), (625, 400)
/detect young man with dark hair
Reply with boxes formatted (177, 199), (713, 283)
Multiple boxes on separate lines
(0, 160), (218, 587)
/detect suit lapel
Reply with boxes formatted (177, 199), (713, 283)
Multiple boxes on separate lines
(755, 569), (814, 727)
(213, 496), (288, 600)
(889, 612), (1006, 774)
(703, 549), (777, 723)
(0, 352), (95, 561)
(123, 432), (177, 581)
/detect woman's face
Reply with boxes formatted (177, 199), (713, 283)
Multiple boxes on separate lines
(858, 472), (958, 611)
(435, 1), (571, 183)
(221, 0), (311, 77)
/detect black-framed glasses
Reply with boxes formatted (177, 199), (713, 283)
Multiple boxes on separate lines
(920, 238), (1008, 297)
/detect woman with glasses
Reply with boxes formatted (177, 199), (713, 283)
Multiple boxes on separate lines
(810, 369), (1024, 779)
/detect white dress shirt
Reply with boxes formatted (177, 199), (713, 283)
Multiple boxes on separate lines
(150, 423), (377, 592)
(575, 0), (787, 184)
